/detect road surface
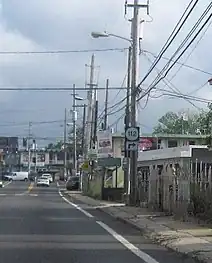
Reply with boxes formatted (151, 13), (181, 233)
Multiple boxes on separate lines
(0, 181), (197, 263)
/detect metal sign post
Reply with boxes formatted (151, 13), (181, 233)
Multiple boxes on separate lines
(124, 126), (140, 205)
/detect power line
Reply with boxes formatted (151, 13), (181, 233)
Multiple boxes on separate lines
(143, 50), (212, 76)
(142, 53), (201, 109)
(138, 0), (198, 87)
(0, 47), (127, 55)
(0, 119), (71, 127)
(137, 7), (212, 102)
(107, 1), (209, 112)
(0, 86), (129, 91)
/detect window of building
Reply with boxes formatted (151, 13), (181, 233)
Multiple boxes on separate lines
(189, 140), (195, 145)
(168, 140), (178, 148)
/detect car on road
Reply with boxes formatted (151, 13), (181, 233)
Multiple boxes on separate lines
(66, 176), (80, 191)
(0, 181), (3, 188)
(41, 173), (53, 183)
(4, 171), (28, 181)
(36, 177), (50, 187)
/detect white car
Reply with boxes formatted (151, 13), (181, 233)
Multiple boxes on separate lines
(0, 181), (3, 188)
(36, 177), (50, 187)
(41, 173), (53, 183)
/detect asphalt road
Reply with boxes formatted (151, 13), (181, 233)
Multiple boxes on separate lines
(0, 181), (198, 263)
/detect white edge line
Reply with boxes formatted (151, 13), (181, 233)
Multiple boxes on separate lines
(96, 221), (159, 263)
(3, 181), (12, 187)
(58, 190), (159, 263)
(59, 191), (93, 218)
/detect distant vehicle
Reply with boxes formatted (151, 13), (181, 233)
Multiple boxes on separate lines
(0, 181), (3, 188)
(41, 173), (53, 183)
(36, 177), (50, 187)
(5, 172), (28, 181)
(66, 176), (79, 191)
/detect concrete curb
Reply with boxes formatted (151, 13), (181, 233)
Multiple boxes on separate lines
(96, 207), (209, 263)
(68, 193), (209, 263)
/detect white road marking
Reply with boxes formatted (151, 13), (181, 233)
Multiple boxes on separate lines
(15, 193), (25, 196)
(59, 191), (93, 218)
(56, 182), (60, 187)
(0, 194), (6, 196)
(59, 189), (159, 263)
(3, 181), (12, 187)
(29, 194), (38, 196)
(96, 221), (159, 263)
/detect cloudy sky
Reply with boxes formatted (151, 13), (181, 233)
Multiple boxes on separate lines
(0, 0), (211, 146)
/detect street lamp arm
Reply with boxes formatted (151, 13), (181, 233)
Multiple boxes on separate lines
(91, 31), (132, 43)
(108, 33), (132, 43)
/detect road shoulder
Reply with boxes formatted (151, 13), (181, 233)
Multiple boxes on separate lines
(66, 191), (212, 263)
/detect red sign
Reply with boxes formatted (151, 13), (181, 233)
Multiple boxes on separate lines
(139, 137), (157, 151)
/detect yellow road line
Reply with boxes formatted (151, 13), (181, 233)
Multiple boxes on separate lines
(28, 182), (34, 192)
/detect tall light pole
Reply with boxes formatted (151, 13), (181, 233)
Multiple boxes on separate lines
(27, 122), (32, 173)
(126, 0), (149, 205)
(71, 87), (84, 172)
(129, 0), (139, 205)
(91, 31), (132, 200)
(84, 54), (95, 159)
(64, 108), (67, 177)
(91, 0), (149, 205)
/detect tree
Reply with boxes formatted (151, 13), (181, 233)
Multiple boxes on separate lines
(153, 109), (209, 135)
(46, 141), (63, 151)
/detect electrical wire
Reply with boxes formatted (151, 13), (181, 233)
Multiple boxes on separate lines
(137, 9), (212, 102)
(138, 0), (198, 87)
(0, 119), (71, 127)
(143, 49), (212, 76)
(166, 18), (212, 82)
(0, 47), (127, 55)
(101, 2), (210, 113)
(142, 53), (201, 109)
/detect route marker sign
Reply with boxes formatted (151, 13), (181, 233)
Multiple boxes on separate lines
(125, 126), (140, 153)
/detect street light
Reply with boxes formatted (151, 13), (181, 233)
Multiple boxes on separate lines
(91, 25), (140, 206)
(74, 95), (84, 101)
(91, 31), (132, 43)
(91, 30), (132, 199)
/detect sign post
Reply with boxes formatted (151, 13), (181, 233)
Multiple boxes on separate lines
(125, 127), (140, 154)
(124, 126), (140, 204)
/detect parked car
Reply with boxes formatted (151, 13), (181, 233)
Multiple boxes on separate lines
(41, 173), (53, 183)
(36, 177), (50, 187)
(66, 176), (79, 190)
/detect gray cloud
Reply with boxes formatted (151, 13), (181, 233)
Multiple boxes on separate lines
(0, 0), (210, 143)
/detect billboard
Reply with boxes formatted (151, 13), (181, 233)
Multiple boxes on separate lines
(97, 130), (113, 158)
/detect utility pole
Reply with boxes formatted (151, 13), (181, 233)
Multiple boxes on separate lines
(124, 46), (132, 197)
(32, 139), (37, 172)
(27, 122), (32, 173)
(72, 84), (77, 171)
(93, 100), (98, 149)
(81, 104), (86, 153)
(104, 79), (109, 130)
(84, 54), (95, 158)
(126, 0), (149, 205)
(64, 108), (67, 177)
